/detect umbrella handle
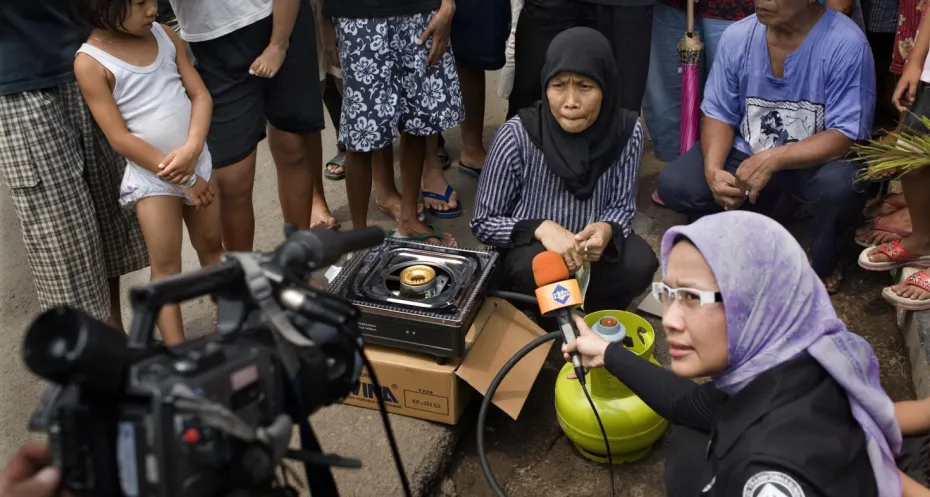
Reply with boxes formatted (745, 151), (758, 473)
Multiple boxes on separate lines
(686, 0), (695, 34)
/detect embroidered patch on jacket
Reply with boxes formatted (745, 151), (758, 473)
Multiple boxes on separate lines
(742, 471), (805, 497)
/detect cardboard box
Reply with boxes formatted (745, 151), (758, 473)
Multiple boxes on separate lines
(342, 297), (552, 424)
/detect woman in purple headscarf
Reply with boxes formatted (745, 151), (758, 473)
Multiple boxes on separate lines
(564, 210), (902, 496)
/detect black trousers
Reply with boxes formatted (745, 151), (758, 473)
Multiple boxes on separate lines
(507, 0), (654, 119)
(500, 233), (658, 314)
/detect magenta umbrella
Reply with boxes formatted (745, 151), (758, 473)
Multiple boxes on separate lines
(678, 0), (704, 155)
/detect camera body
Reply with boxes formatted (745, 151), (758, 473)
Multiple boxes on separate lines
(24, 227), (386, 497)
(40, 331), (285, 497)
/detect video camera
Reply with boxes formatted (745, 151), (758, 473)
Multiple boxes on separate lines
(21, 226), (395, 497)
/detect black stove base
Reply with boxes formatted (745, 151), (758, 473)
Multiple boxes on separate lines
(354, 302), (477, 361)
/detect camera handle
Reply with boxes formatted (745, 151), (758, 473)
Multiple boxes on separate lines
(126, 226), (384, 350)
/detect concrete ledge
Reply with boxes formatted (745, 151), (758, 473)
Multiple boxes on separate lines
(294, 405), (461, 496)
(893, 268), (930, 398)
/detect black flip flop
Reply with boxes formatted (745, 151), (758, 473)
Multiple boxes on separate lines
(325, 152), (346, 180)
(458, 162), (482, 179)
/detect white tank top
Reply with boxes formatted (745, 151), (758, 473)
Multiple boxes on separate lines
(76, 24), (208, 171)
(167, 0), (272, 43)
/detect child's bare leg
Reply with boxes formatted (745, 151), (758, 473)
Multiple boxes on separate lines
(135, 196), (186, 344)
(396, 133), (454, 246)
(345, 150), (374, 228)
(250, 0), (300, 78)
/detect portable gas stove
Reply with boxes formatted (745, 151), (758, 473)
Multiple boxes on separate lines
(327, 239), (498, 361)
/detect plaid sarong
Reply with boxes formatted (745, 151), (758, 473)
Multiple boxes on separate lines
(0, 82), (148, 320)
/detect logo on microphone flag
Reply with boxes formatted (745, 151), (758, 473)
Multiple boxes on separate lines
(552, 285), (571, 305)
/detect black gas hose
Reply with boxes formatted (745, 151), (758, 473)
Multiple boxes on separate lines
(476, 331), (615, 497)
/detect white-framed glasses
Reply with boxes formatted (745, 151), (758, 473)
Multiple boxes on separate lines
(651, 282), (723, 309)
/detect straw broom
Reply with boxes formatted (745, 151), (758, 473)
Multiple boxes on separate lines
(852, 113), (930, 181)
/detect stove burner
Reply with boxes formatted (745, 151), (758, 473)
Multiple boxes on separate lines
(328, 238), (498, 359)
(400, 265), (435, 286)
(398, 265), (445, 299)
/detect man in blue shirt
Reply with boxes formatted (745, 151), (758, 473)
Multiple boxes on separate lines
(0, 1), (148, 327)
(656, 0), (876, 293)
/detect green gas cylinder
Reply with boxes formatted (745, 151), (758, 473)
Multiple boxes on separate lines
(554, 310), (668, 464)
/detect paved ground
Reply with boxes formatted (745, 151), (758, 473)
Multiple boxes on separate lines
(0, 70), (916, 497)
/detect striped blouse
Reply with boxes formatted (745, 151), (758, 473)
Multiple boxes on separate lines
(470, 116), (645, 248)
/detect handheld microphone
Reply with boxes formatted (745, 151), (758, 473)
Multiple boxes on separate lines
(532, 251), (587, 385)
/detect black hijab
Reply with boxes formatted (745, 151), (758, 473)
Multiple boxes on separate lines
(518, 27), (639, 201)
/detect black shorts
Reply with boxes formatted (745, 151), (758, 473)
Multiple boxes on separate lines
(902, 81), (930, 136)
(450, 0), (511, 71)
(188, 4), (324, 168)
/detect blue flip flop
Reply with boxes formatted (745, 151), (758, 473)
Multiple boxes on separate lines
(422, 185), (462, 219)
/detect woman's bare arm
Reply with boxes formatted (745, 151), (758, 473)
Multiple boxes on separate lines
(73, 53), (166, 174)
(902, 470), (930, 497)
(897, 398), (930, 435)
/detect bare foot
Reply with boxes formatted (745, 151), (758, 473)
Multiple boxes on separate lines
(822, 265), (843, 294)
(310, 200), (339, 229)
(459, 146), (487, 172)
(855, 207), (912, 245)
(396, 218), (456, 247)
(891, 277), (930, 300)
(326, 161), (344, 178)
(250, 44), (287, 78)
(377, 193), (424, 220)
(422, 156), (457, 213)
(866, 236), (930, 263)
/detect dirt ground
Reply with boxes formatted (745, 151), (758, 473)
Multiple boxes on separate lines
(433, 150), (916, 497)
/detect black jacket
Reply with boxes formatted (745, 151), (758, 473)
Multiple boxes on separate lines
(602, 344), (882, 497)
(684, 354), (878, 496)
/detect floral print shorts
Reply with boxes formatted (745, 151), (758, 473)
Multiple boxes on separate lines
(334, 12), (465, 152)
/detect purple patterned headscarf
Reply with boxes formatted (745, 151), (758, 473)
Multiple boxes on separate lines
(661, 211), (901, 496)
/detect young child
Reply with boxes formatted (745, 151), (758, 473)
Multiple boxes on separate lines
(73, 0), (224, 344)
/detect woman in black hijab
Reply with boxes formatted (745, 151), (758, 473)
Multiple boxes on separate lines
(471, 27), (658, 314)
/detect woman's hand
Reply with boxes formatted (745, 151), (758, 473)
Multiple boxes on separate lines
(562, 314), (610, 371)
(574, 222), (612, 262)
(0, 442), (60, 497)
(534, 220), (583, 272)
(158, 141), (201, 184)
(894, 63), (923, 112)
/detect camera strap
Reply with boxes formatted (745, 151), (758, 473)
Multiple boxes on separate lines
(228, 253), (342, 495)
(227, 253), (313, 378)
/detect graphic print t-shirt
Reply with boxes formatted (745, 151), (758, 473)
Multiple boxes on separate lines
(701, 9), (876, 156)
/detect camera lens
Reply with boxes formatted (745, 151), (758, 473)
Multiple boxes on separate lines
(23, 307), (129, 392)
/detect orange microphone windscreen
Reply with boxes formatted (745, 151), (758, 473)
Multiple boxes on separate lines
(532, 251), (570, 287)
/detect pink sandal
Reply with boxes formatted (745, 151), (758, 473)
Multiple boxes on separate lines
(858, 240), (930, 271)
(883, 270), (930, 311)
(651, 190), (666, 207)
